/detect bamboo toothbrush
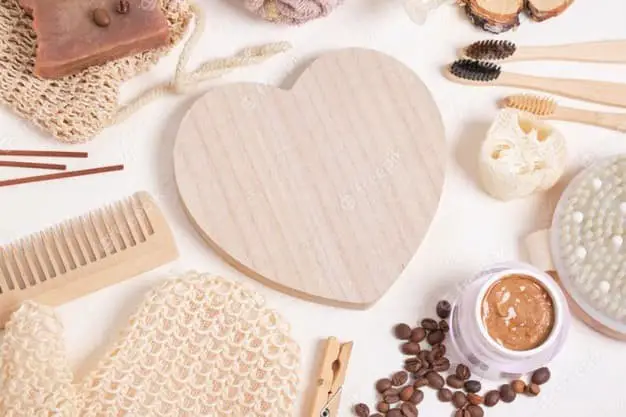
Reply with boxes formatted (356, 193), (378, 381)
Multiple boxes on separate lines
(445, 60), (626, 109)
(462, 39), (626, 63)
(502, 94), (626, 133)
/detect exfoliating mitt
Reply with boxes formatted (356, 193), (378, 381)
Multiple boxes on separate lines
(0, 272), (301, 416)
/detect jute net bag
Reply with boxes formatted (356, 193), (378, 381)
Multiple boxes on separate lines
(0, 272), (301, 416)
(0, 0), (289, 143)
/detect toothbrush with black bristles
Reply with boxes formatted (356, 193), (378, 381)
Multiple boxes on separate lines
(445, 59), (626, 109)
(462, 39), (626, 63)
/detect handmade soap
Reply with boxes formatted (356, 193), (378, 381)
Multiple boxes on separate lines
(21, 0), (169, 78)
(481, 274), (555, 351)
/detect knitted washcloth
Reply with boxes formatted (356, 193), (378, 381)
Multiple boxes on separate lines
(0, 0), (289, 143)
(0, 273), (301, 417)
(244, 0), (342, 24)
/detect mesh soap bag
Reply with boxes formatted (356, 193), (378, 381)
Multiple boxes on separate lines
(0, 272), (301, 417)
(0, 0), (289, 143)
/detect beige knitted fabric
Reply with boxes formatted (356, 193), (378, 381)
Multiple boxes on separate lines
(0, 273), (301, 417)
(0, 0), (290, 143)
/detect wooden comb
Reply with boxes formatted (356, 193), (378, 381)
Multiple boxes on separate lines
(0, 191), (178, 327)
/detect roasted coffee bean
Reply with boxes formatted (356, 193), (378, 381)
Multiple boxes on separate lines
(426, 371), (445, 389)
(413, 378), (428, 389)
(92, 8), (111, 27)
(384, 388), (400, 397)
(376, 378), (392, 394)
(531, 367), (551, 385)
(455, 410), (471, 417)
(409, 389), (424, 405)
(384, 392), (400, 404)
(116, 0), (130, 14)
(400, 402), (418, 417)
(447, 375), (464, 389)
(527, 383), (540, 396)
(401, 342), (421, 355)
(414, 368), (430, 378)
(432, 343), (446, 359)
(377, 402), (390, 413)
(404, 358), (422, 373)
(452, 391), (467, 408)
(417, 350), (430, 364)
(427, 330), (445, 345)
(395, 323), (412, 340)
(387, 409), (403, 417)
(455, 364), (470, 380)
(467, 405), (484, 417)
(511, 380), (526, 394)
(410, 327), (426, 343)
(354, 403), (370, 417)
(484, 390), (500, 407)
(371, 414), (384, 417)
(432, 357), (450, 372)
(467, 393), (483, 405)
(421, 318), (438, 330)
(399, 386), (414, 402)
(439, 320), (450, 332)
(436, 300), (452, 319)
(499, 384), (516, 403)
(437, 388), (452, 402)
(392, 371), (408, 387)
(464, 380), (481, 393)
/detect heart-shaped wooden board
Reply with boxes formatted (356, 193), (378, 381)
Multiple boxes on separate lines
(174, 48), (446, 309)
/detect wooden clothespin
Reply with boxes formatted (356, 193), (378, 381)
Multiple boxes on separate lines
(308, 337), (353, 417)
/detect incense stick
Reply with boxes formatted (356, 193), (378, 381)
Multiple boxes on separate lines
(0, 165), (123, 188)
(0, 161), (67, 170)
(0, 150), (88, 158)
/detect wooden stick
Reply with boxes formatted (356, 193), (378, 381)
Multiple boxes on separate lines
(0, 150), (88, 158)
(0, 165), (123, 188)
(0, 161), (67, 170)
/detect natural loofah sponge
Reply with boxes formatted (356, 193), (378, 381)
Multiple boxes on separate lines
(243, 0), (343, 24)
(479, 108), (566, 201)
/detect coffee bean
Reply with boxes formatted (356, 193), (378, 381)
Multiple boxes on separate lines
(426, 371), (444, 389)
(484, 390), (500, 407)
(527, 383), (540, 396)
(499, 384), (516, 403)
(427, 330), (445, 345)
(455, 410), (471, 417)
(414, 368), (429, 378)
(404, 358), (421, 373)
(376, 378), (392, 394)
(421, 318), (438, 330)
(511, 380), (526, 394)
(467, 393), (483, 405)
(400, 402), (418, 417)
(394, 323), (412, 340)
(116, 0), (130, 14)
(531, 367), (551, 385)
(439, 320), (450, 332)
(437, 388), (452, 402)
(399, 386), (414, 402)
(413, 378), (428, 389)
(354, 403), (370, 417)
(387, 409), (403, 417)
(432, 357), (450, 372)
(92, 8), (111, 27)
(410, 327), (426, 343)
(455, 364), (471, 380)
(391, 371), (408, 387)
(467, 405), (484, 417)
(447, 375), (464, 389)
(417, 350), (430, 364)
(401, 342), (421, 355)
(432, 343), (446, 359)
(464, 380), (481, 393)
(409, 389), (424, 405)
(384, 392), (400, 404)
(377, 402), (390, 413)
(371, 414), (384, 417)
(436, 300), (452, 319)
(452, 391), (467, 408)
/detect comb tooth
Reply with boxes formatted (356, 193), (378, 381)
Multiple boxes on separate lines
(103, 204), (126, 251)
(132, 193), (154, 236)
(24, 234), (48, 283)
(0, 247), (15, 290)
(60, 219), (86, 267)
(88, 211), (113, 257)
(122, 197), (146, 243)
(112, 201), (136, 247)
(41, 230), (67, 275)
(6, 244), (27, 289)
(13, 239), (36, 287)
(34, 231), (56, 279)
(68, 217), (93, 265)
(79, 214), (102, 261)
(51, 224), (76, 271)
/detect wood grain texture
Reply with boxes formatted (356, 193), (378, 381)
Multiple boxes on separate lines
(505, 40), (626, 64)
(174, 48), (446, 308)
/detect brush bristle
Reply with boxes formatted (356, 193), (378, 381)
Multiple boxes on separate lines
(465, 40), (517, 61)
(504, 95), (557, 116)
(449, 60), (501, 82)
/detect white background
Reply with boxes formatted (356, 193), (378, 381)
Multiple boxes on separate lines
(1, 0), (626, 415)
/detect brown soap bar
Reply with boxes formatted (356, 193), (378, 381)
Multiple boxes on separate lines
(20, 0), (169, 79)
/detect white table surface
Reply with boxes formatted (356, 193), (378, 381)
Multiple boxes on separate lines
(2, 0), (626, 415)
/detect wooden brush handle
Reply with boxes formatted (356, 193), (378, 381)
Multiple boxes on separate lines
(556, 107), (626, 132)
(512, 40), (626, 63)
(499, 72), (626, 108)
